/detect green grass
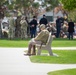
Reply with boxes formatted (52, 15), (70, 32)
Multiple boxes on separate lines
(30, 50), (76, 64)
(52, 38), (76, 47)
(0, 38), (76, 47)
(48, 68), (76, 75)
(0, 38), (29, 47)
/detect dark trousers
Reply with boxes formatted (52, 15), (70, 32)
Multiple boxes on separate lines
(30, 29), (36, 38)
(28, 44), (36, 55)
(68, 32), (73, 40)
(56, 27), (61, 38)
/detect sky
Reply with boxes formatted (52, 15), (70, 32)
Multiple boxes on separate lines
(34, 0), (44, 4)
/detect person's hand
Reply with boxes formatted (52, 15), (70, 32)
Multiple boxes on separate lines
(32, 25), (34, 27)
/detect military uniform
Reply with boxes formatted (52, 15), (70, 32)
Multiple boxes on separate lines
(20, 19), (28, 39)
(15, 16), (21, 38)
(8, 17), (15, 39)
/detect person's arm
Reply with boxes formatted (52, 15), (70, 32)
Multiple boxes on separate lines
(34, 30), (44, 41)
(46, 18), (48, 25)
(29, 20), (33, 27)
(39, 18), (42, 25)
(73, 22), (74, 27)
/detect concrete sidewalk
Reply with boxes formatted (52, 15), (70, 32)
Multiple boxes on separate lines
(0, 47), (76, 75)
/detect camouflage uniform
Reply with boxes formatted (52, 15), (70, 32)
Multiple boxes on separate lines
(8, 17), (15, 39)
(20, 17), (28, 39)
(15, 16), (21, 38)
(0, 19), (2, 38)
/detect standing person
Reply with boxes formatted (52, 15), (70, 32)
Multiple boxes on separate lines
(74, 23), (76, 36)
(29, 16), (37, 38)
(25, 17), (30, 37)
(0, 19), (2, 38)
(68, 19), (74, 40)
(8, 15), (15, 39)
(39, 15), (48, 26)
(15, 16), (21, 38)
(25, 24), (49, 56)
(56, 16), (62, 38)
(20, 16), (28, 39)
(1, 16), (9, 38)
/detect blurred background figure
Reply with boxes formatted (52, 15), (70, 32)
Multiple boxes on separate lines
(68, 19), (74, 40)
(8, 14), (15, 39)
(29, 16), (37, 38)
(56, 16), (61, 38)
(0, 19), (2, 38)
(20, 16), (28, 39)
(1, 16), (9, 38)
(74, 23), (76, 35)
(15, 16), (21, 38)
(39, 15), (48, 26)
(25, 17), (30, 37)
(56, 16), (64, 38)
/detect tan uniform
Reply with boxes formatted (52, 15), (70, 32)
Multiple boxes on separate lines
(8, 17), (15, 39)
(34, 29), (49, 44)
(27, 29), (49, 55)
(20, 19), (28, 39)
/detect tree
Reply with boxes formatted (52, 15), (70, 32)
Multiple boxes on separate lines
(67, 10), (76, 22)
(60, 0), (76, 22)
(40, 0), (60, 20)
(60, 0), (76, 11)
(32, 2), (40, 16)
(0, 0), (7, 18)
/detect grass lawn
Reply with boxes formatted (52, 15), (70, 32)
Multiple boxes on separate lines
(30, 50), (76, 64)
(52, 38), (76, 47)
(48, 68), (76, 75)
(0, 38), (76, 47)
(0, 38), (29, 47)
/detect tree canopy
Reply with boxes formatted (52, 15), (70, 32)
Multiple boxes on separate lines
(60, 0), (76, 11)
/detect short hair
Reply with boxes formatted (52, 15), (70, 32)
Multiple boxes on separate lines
(33, 16), (36, 18)
(43, 15), (45, 17)
(40, 24), (45, 29)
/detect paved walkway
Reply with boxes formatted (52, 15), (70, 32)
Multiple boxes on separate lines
(0, 47), (76, 75)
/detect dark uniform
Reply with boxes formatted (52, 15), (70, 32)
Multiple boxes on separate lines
(39, 15), (48, 26)
(68, 21), (74, 39)
(29, 16), (37, 38)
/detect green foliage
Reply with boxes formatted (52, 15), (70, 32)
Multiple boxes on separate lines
(41, 0), (60, 11)
(68, 10), (76, 22)
(15, 0), (33, 8)
(32, 2), (39, 8)
(47, 0), (59, 8)
(61, 0), (76, 11)
(0, 0), (7, 6)
(0, 0), (34, 10)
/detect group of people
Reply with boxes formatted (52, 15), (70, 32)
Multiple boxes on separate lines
(56, 16), (75, 40)
(0, 14), (76, 40)
(29, 15), (48, 38)
(25, 15), (76, 56)
(0, 14), (48, 39)
(0, 14), (76, 56)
